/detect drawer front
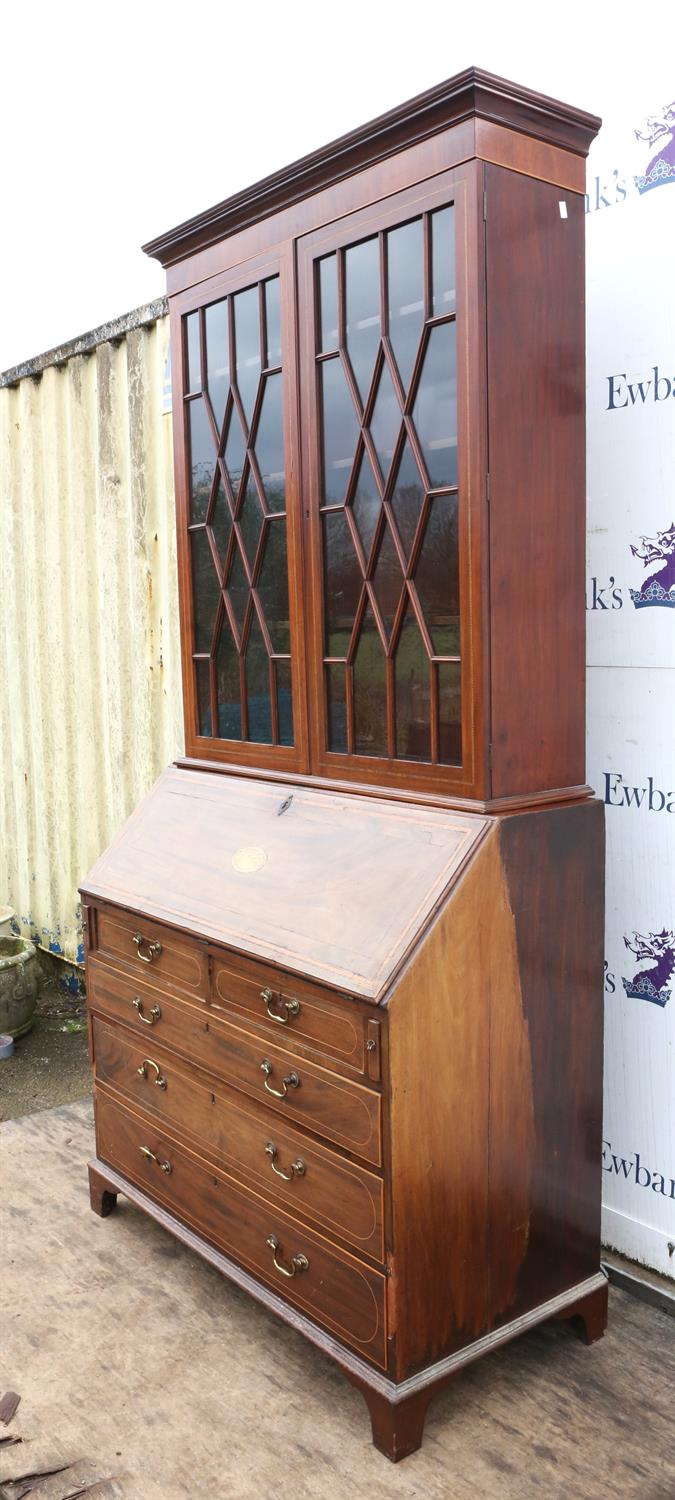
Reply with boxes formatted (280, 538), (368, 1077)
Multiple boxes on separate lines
(95, 1091), (387, 1369)
(211, 953), (370, 1078)
(93, 906), (208, 999)
(93, 1018), (384, 1260)
(87, 961), (382, 1166)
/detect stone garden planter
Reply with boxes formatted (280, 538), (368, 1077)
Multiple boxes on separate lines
(0, 936), (39, 1038)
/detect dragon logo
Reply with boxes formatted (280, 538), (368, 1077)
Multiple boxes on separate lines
(623, 929), (675, 1007)
(635, 100), (675, 194)
(629, 521), (675, 608)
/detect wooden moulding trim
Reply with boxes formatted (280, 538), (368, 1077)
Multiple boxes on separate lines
(88, 1156), (607, 1399)
(174, 758), (594, 816)
(143, 68), (601, 267)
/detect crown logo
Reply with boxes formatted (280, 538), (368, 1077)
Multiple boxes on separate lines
(622, 930), (674, 1008)
(629, 521), (675, 608)
(634, 101), (675, 194)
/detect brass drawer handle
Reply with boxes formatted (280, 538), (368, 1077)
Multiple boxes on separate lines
(265, 1234), (309, 1278)
(260, 986), (301, 1025)
(265, 1142), (305, 1181)
(139, 1145), (172, 1174)
(133, 932), (162, 964)
(133, 996), (161, 1026)
(137, 1058), (167, 1090)
(260, 1059), (300, 1099)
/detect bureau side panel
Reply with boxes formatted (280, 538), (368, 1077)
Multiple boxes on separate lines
(489, 800), (605, 1325)
(485, 163), (587, 798)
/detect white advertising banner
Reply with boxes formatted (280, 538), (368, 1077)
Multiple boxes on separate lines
(586, 91), (675, 1276)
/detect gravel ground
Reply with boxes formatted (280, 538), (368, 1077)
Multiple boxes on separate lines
(0, 987), (91, 1121)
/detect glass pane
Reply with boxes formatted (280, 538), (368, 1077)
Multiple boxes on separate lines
(211, 473), (232, 572)
(276, 659), (294, 746)
(318, 255), (338, 353)
(245, 612), (273, 743)
(369, 358), (400, 484)
(350, 449), (381, 560)
(438, 661), (461, 764)
(224, 405), (246, 501)
(414, 495), (460, 654)
(326, 663), (347, 753)
(216, 620), (242, 741)
(353, 606), (387, 758)
(257, 519), (290, 653)
(238, 474), (264, 571)
(322, 512), (363, 656)
(195, 660), (212, 737)
(432, 206), (456, 317)
(321, 357), (359, 504)
(190, 530), (221, 653)
(188, 398), (216, 522)
(395, 604), (431, 761)
(345, 238), (380, 402)
(372, 521), (404, 641)
(233, 286), (261, 427)
(387, 218), (424, 391)
(205, 299), (229, 434)
(186, 312), (201, 393)
(412, 323), (457, 489)
(265, 278), (282, 368)
(226, 542), (249, 636)
(254, 374), (285, 512)
(390, 438), (425, 560)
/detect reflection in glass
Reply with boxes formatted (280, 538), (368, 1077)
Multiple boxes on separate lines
(188, 398), (215, 522)
(351, 448), (380, 560)
(345, 238), (380, 402)
(224, 405), (246, 501)
(238, 476), (264, 569)
(258, 519), (290, 653)
(321, 358), (359, 504)
(216, 621), (242, 741)
(387, 218), (424, 391)
(191, 529), (221, 653)
(414, 496), (460, 654)
(254, 375), (285, 512)
(323, 512), (363, 657)
(431, 206), (456, 316)
(438, 661), (461, 764)
(195, 660), (212, 736)
(245, 611), (273, 743)
(186, 312), (201, 392)
(390, 438), (425, 560)
(370, 359), (400, 483)
(211, 475), (232, 572)
(326, 663), (347, 753)
(318, 256), (338, 353)
(413, 323), (457, 488)
(234, 286), (261, 426)
(353, 606), (387, 757)
(395, 604), (431, 761)
(265, 278), (282, 368)
(372, 522), (404, 641)
(276, 658), (294, 746)
(226, 543), (249, 636)
(205, 299), (229, 433)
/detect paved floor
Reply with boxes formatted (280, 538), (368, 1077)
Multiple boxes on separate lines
(2, 1100), (675, 1500)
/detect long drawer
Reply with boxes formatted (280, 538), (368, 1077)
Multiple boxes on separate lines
(93, 1017), (384, 1261)
(87, 961), (382, 1166)
(95, 1091), (388, 1369)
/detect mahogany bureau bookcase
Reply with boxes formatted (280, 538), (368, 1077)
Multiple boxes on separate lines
(81, 68), (605, 1461)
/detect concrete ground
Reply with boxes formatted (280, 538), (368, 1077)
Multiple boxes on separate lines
(2, 1101), (675, 1500)
(0, 988), (90, 1121)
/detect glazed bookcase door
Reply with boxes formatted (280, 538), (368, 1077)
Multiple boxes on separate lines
(298, 168), (486, 797)
(171, 246), (308, 770)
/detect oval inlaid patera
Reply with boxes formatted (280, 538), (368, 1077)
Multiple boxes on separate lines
(232, 846), (268, 874)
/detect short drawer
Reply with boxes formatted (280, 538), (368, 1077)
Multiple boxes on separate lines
(92, 905), (208, 999)
(95, 1091), (387, 1369)
(93, 1017), (384, 1261)
(87, 961), (382, 1166)
(210, 952), (378, 1081)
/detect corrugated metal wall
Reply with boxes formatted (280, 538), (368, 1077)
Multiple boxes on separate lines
(0, 313), (184, 964)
